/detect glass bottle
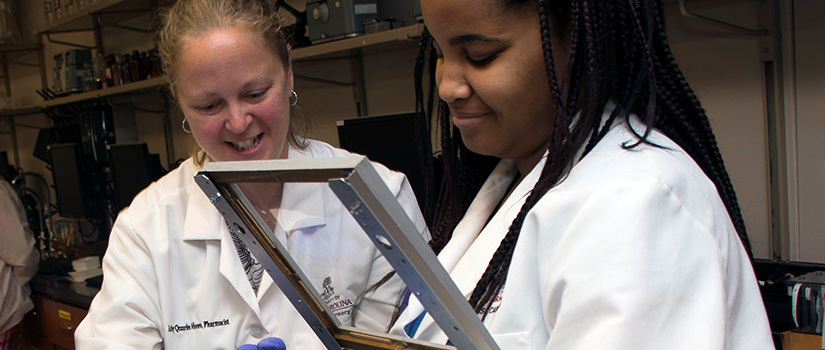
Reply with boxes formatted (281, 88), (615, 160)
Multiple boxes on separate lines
(0, 1), (21, 46)
(112, 54), (123, 86)
(103, 54), (114, 88)
(149, 48), (162, 78)
(139, 51), (149, 80)
(120, 53), (131, 84)
(52, 0), (61, 20)
(92, 51), (103, 89)
(44, 0), (53, 23)
(128, 50), (140, 82)
(82, 61), (95, 91)
(0, 1), (9, 45)
(64, 0), (74, 16)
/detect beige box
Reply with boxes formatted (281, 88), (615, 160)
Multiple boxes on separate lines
(782, 331), (822, 350)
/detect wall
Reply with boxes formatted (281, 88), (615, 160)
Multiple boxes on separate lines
(792, 0), (825, 263)
(2, 0), (821, 262)
(665, 0), (771, 258)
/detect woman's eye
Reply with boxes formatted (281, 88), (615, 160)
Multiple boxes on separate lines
(248, 88), (269, 100)
(196, 102), (220, 113)
(468, 53), (498, 66)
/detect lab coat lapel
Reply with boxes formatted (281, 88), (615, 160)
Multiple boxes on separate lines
(182, 179), (223, 241)
(437, 159), (518, 274)
(219, 228), (263, 315)
(182, 176), (264, 316)
(409, 155), (547, 341)
(400, 160), (518, 337)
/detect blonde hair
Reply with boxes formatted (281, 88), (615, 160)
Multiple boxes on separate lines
(157, 0), (309, 165)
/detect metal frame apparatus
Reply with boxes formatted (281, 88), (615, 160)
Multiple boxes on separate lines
(195, 156), (499, 350)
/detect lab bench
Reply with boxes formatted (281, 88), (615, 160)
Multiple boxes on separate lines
(9, 274), (99, 350)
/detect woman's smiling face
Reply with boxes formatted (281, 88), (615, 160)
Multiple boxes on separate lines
(423, 0), (559, 173)
(175, 25), (294, 163)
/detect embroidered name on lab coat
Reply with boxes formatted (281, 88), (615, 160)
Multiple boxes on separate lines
(320, 276), (354, 318)
(478, 286), (505, 315)
(167, 319), (230, 333)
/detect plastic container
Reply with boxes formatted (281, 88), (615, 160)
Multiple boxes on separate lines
(72, 255), (101, 271)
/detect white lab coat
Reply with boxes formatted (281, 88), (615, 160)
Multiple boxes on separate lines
(392, 113), (774, 349)
(75, 139), (428, 350)
(0, 179), (40, 334)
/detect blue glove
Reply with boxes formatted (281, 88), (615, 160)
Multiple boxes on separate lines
(236, 337), (286, 350)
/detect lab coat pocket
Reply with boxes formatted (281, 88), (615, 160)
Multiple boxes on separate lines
(492, 331), (532, 349)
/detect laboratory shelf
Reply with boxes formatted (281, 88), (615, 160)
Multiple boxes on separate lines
(293, 23), (424, 62)
(36, 0), (157, 34)
(40, 23), (424, 108)
(43, 76), (165, 108)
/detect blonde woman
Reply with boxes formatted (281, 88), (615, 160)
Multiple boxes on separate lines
(75, 0), (426, 348)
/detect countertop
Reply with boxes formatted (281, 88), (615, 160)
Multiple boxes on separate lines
(30, 273), (100, 309)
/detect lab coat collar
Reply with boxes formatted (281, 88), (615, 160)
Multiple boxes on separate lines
(400, 156), (546, 339)
(446, 155), (546, 297)
(436, 159), (518, 272)
(183, 161), (225, 241)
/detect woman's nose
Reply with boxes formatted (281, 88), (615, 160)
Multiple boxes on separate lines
(436, 60), (471, 103)
(224, 103), (252, 133)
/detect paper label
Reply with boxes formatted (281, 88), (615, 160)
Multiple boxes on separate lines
(354, 4), (378, 15)
(58, 309), (72, 321)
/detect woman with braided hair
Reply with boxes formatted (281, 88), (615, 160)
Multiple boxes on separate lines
(390, 0), (774, 348)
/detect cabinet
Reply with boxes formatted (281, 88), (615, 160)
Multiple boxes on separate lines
(9, 293), (88, 350)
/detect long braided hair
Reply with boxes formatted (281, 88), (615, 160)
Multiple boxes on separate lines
(414, 0), (753, 316)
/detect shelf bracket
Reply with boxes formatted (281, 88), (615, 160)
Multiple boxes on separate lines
(45, 32), (96, 50)
(96, 13), (154, 34)
(679, 0), (770, 36)
(102, 22), (154, 34)
(294, 74), (355, 87)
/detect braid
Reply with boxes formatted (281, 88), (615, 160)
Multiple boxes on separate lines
(469, 190), (544, 314)
(563, 0), (582, 117)
(418, 0), (755, 321)
(413, 28), (438, 225)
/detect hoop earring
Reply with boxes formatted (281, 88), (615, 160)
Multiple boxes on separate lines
(181, 118), (192, 134)
(289, 90), (298, 107)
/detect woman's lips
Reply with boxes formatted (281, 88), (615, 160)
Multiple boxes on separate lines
(228, 133), (263, 155)
(451, 112), (490, 128)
